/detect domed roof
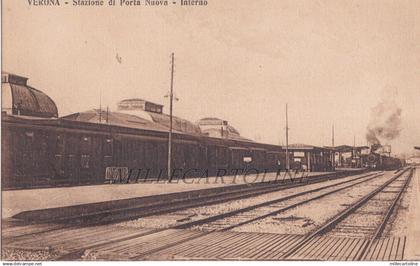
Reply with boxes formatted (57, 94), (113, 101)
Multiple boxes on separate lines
(197, 117), (240, 134)
(116, 98), (201, 135)
(1, 72), (58, 118)
(197, 117), (251, 141)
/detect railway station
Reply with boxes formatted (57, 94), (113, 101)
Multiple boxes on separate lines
(1, 71), (419, 261)
(3, 0), (420, 262)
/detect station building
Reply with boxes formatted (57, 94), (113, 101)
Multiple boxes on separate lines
(62, 98), (202, 136)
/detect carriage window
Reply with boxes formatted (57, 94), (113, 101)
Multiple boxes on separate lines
(66, 136), (78, 155)
(54, 154), (64, 173)
(217, 147), (229, 164)
(56, 135), (65, 154)
(80, 136), (92, 154)
(208, 147), (217, 166)
(81, 155), (90, 169)
(22, 131), (34, 152)
(103, 138), (113, 156)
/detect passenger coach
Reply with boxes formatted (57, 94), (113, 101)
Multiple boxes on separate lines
(1, 72), (332, 189)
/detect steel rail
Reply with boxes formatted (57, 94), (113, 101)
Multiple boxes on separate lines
(55, 171), (383, 260)
(175, 172), (383, 230)
(126, 172), (386, 259)
(5, 171), (371, 239)
(282, 167), (412, 259)
(358, 167), (413, 260)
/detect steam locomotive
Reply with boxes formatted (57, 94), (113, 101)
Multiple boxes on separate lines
(361, 151), (403, 170)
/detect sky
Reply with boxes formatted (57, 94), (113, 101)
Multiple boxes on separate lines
(3, 0), (420, 155)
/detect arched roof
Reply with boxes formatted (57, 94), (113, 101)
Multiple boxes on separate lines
(62, 109), (202, 135)
(1, 72), (58, 118)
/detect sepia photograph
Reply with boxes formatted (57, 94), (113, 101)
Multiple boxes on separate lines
(1, 0), (420, 263)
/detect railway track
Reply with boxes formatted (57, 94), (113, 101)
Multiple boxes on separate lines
(282, 167), (413, 260)
(2, 170), (365, 239)
(96, 171), (387, 260)
(2, 170), (382, 260)
(183, 172), (387, 232)
(4, 169), (412, 261)
(139, 168), (412, 260)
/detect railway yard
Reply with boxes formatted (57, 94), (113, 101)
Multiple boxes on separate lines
(2, 167), (419, 261)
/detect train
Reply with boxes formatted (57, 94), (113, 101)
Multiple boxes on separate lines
(361, 151), (403, 170)
(1, 72), (335, 189)
(1, 113), (277, 188)
(1, 112), (340, 189)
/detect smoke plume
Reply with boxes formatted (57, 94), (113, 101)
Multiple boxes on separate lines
(366, 99), (402, 147)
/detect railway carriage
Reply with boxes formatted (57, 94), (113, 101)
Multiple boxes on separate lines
(1, 72), (333, 189)
(2, 113), (288, 188)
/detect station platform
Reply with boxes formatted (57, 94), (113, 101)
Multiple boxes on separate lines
(2, 169), (364, 220)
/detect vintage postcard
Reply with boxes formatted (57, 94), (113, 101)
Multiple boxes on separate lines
(1, 0), (420, 263)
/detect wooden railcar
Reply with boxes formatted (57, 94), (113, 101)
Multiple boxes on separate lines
(2, 114), (287, 189)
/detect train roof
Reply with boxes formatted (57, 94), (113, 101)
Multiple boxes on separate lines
(285, 143), (331, 152)
(324, 145), (369, 152)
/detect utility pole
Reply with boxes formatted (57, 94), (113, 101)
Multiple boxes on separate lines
(99, 88), (102, 123)
(332, 124), (335, 169)
(168, 53), (175, 181)
(285, 103), (289, 171)
(353, 134), (356, 156)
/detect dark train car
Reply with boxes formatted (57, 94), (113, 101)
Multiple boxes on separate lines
(361, 152), (402, 170)
(1, 72), (334, 189)
(1, 113), (286, 189)
(381, 155), (403, 170)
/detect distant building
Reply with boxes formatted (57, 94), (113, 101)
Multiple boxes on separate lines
(196, 117), (251, 141)
(1, 72), (58, 118)
(62, 98), (201, 135)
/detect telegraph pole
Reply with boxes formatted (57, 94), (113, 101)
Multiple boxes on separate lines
(353, 135), (356, 155)
(99, 88), (102, 123)
(332, 124), (335, 169)
(168, 53), (175, 181)
(285, 103), (289, 171)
